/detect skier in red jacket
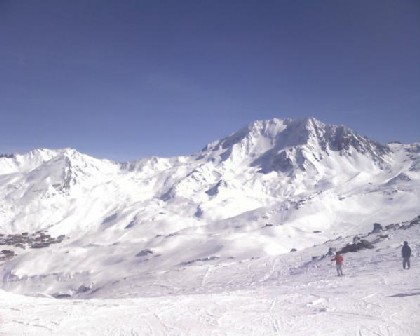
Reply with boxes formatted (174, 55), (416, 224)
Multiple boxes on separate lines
(332, 252), (344, 276)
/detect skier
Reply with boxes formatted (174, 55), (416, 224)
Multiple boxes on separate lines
(402, 241), (412, 270)
(331, 252), (344, 276)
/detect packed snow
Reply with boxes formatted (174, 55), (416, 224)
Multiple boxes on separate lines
(0, 220), (419, 335)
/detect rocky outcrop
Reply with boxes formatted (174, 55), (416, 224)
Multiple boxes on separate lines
(336, 215), (420, 255)
(0, 153), (15, 159)
(135, 249), (153, 257)
(0, 249), (16, 261)
(339, 239), (374, 253)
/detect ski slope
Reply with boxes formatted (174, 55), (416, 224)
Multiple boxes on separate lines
(0, 220), (419, 336)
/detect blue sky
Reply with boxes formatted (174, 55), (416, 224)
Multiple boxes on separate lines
(1, 0), (419, 161)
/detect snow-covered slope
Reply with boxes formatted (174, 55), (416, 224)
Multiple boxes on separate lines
(0, 117), (419, 301)
(0, 216), (419, 335)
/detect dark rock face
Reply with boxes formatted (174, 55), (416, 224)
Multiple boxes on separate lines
(0, 249), (16, 260)
(136, 249), (153, 257)
(181, 256), (219, 266)
(312, 122), (390, 160)
(410, 215), (420, 225)
(255, 119), (389, 174)
(62, 157), (74, 190)
(406, 144), (420, 154)
(194, 206), (204, 218)
(386, 173), (412, 185)
(52, 293), (72, 299)
(339, 215), (420, 255)
(0, 153), (15, 159)
(372, 223), (383, 233)
(269, 151), (295, 173)
(77, 284), (92, 293)
(125, 217), (136, 229)
(206, 180), (228, 196)
(339, 239), (374, 254)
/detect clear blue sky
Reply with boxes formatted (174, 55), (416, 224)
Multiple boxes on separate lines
(1, 0), (419, 161)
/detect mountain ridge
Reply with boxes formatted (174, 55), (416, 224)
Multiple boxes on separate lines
(0, 116), (419, 299)
(0, 117), (418, 236)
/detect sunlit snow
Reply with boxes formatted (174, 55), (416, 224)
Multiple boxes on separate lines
(0, 118), (419, 335)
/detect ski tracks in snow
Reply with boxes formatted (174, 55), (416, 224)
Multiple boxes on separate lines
(1, 272), (419, 336)
(1, 228), (420, 335)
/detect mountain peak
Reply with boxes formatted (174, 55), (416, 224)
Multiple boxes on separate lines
(0, 148), (60, 174)
(200, 117), (389, 173)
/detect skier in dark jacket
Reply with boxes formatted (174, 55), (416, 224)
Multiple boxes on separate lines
(402, 241), (412, 270)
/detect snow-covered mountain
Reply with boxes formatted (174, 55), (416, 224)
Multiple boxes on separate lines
(0, 117), (419, 300)
(1, 209), (420, 335)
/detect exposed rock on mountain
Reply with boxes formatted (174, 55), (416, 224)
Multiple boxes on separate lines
(201, 118), (390, 175)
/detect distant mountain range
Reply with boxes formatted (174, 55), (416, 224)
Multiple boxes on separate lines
(0, 117), (419, 297)
(1, 117), (418, 234)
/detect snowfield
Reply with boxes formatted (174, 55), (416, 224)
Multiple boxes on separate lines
(0, 118), (419, 335)
(0, 221), (419, 335)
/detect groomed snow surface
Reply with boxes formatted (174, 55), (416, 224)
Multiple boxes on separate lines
(1, 222), (419, 336)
